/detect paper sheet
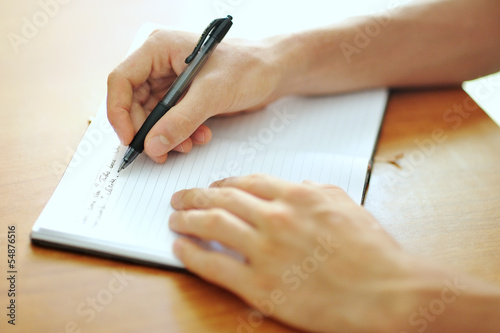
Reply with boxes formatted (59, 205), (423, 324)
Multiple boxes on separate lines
(463, 71), (500, 127)
(31, 89), (387, 267)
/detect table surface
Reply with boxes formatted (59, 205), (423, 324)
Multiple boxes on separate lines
(1, 1), (499, 332)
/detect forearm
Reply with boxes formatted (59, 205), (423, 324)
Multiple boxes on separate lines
(269, 0), (500, 96)
(441, 286), (500, 333)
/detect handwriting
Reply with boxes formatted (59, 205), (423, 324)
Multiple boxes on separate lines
(81, 146), (122, 226)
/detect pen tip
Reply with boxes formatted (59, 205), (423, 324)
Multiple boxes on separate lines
(118, 161), (126, 173)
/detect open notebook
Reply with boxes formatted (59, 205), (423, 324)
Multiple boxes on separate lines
(31, 24), (388, 269)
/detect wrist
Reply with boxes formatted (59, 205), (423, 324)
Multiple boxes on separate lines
(264, 30), (333, 97)
(349, 253), (460, 333)
(380, 256), (453, 333)
(263, 23), (372, 98)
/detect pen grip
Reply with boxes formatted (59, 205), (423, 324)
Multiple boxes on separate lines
(129, 101), (172, 153)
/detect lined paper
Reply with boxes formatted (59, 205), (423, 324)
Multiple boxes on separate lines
(31, 89), (387, 267)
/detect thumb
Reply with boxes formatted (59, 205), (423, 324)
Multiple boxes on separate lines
(143, 85), (215, 162)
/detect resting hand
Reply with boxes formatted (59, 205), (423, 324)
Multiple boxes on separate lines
(169, 174), (432, 332)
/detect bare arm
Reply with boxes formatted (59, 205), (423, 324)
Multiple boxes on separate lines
(270, 0), (500, 97)
(107, 0), (500, 162)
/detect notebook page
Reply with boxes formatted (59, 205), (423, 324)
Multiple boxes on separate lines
(32, 88), (386, 267)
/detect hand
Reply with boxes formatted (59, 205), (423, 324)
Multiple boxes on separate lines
(168, 174), (429, 332)
(107, 29), (282, 163)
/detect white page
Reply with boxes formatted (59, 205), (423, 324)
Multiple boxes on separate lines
(31, 24), (388, 268)
(463, 71), (500, 127)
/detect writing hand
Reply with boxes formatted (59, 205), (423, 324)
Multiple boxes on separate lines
(107, 30), (281, 164)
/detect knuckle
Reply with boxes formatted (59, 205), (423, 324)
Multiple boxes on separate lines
(286, 184), (307, 199)
(239, 173), (273, 193)
(201, 208), (225, 230)
(215, 188), (237, 205)
(325, 185), (350, 200)
(283, 184), (315, 202)
(262, 205), (293, 229)
(317, 208), (344, 226)
(240, 173), (262, 190)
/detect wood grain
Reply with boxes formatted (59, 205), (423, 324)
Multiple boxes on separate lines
(365, 88), (500, 284)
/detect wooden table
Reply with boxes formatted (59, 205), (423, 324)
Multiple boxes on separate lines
(1, 1), (499, 332)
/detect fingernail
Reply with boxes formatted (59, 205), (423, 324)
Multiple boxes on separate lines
(174, 143), (185, 153)
(170, 190), (184, 209)
(192, 130), (205, 143)
(146, 135), (170, 156)
(168, 212), (178, 228)
(209, 177), (233, 187)
(209, 180), (221, 188)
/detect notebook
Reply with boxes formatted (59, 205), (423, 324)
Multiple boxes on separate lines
(30, 24), (388, 269)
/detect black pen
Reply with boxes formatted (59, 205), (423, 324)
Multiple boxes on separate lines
(118, 15), (233, 172)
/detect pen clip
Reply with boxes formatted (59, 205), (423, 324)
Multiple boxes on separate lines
(185, 15), (233, 64)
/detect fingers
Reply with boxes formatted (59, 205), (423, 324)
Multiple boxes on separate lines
(145, 124), (212, 163)
(172, 237), (253, 298)
(107, 30), (184, 146)
(208, 174), (349, 206)
(170, 125), (212, 153)
(299, 180), (383, 231)
(210, 175), (367, 223)
(107, 71), (137, 145)
(210, 174), (296, 200)
(191, 124), (212, 145)
(171, 186), (271, 228)
(301, 180), (354, 202)
(194, 174), (353, 207)
(169, 208), (258, 257)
